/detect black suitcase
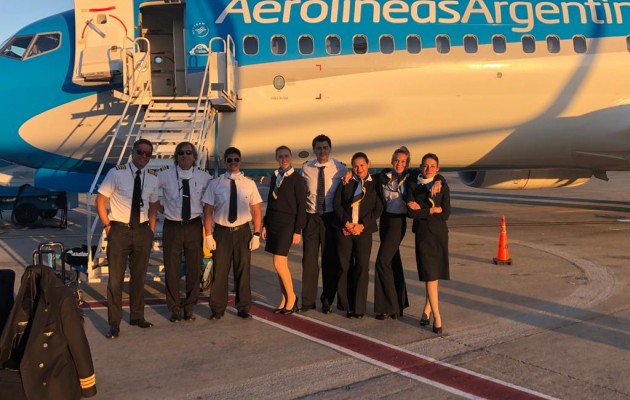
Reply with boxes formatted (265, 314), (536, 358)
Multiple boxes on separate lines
(0, 269), (15, 335)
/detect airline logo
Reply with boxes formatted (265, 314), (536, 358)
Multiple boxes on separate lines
(216, 0), (630, 33)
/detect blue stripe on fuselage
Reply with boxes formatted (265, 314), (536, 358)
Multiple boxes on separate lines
(0, 10), (116, 170)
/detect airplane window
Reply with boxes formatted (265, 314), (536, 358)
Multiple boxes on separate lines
(380, 35), (394, 54)
(522, 35), (536, 54)
(573, 36), (587, 53)
(26, 33), (61, 59)
(271, 35), (286, 55)
(326, 35), (341, 55)
(299, 35), (314, 55)
(0, 35), (34, 60)
(353, 35), (368, 54)
(436, 35), (450, 54)
(406, 35), (421, 54)
(464, 35), (478, 54)
(243, 35), (258, 55)
(546, 36), (560, 53)
(492, 35), (506, 53)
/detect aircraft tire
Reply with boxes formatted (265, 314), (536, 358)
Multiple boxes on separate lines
(12, 203), (39, 226)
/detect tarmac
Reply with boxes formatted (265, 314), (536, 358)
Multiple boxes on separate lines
(0, 171), (628, 399)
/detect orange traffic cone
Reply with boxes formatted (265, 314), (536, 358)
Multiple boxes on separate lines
(493, 215), (512, 265)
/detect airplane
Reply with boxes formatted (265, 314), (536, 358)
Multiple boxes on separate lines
(1, 0), (630, 195)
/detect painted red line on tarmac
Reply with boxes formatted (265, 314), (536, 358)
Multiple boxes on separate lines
(249, 302), (549, 400)
(81, 297), (548, 399)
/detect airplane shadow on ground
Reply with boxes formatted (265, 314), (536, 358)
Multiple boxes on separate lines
(451, 190), (630, 216)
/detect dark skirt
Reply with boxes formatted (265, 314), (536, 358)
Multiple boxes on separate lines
(415, 231), (450, 281)
(264, 210), (295, 256)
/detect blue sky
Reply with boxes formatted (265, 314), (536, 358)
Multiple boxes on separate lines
(0, 1), (73, 42)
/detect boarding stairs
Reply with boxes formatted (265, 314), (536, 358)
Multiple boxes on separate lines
(84, 36), (237, 283)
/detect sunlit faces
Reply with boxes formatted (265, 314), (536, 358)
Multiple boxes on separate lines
(224, 152), (241, 174)
(176, 144), (195, 170)
(421, 158), (439, 179)
(276, 148), (292, 169)
(352, 156), (369, 179)
(132, 144), (153, 169)
(391, 153), (408, 174)
(313, 141), (331, 164)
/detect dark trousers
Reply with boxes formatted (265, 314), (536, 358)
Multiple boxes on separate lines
(210, 224), (251, 313)
(302, 212), (338, 308)
(163, 218), (202, 314)
(336, 231), (373, 315)
(374, 213), (409, 315)
(106, 223), (153, 326)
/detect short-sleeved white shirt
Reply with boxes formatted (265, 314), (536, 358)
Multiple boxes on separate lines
(98, 163), (159, 224)
(202, 172), (262, 227)
(157, 166), (212, 221)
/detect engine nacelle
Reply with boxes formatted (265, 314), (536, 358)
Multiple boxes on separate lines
(458, 169), (592, 189)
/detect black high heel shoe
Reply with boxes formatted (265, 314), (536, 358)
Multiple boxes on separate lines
(281, 297), (298, 315)
(432, 324), (443, 334)
(420, 313), (431, 326)
(273, 301), (286, 314)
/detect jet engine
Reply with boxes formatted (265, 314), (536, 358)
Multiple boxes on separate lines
(458, 169), (592, 189)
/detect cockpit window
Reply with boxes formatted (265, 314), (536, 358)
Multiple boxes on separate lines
(0, 32), (61, 60)
(26, 33), (61, 58)
(1, 35), (34, 59)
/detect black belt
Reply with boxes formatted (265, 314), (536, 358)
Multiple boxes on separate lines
(215, 223), (248, 232)
(110, 221), (149, 229)
(165, 217), (201, 225)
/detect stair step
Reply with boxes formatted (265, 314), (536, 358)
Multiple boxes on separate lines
(149, 102), (199, 111)
(144, 112), (201, 121)
(139, 131), (194, 141)
(141, 121), (200, 131)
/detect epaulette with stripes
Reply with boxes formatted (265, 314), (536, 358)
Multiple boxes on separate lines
(115, 164), (127, 170)
(147, 169), (158, 176)
(160, 166), (169, 171)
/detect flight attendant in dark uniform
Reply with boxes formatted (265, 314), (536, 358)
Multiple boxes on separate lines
(407, 153), (450, 334)
(96, 139), (159, 339)
(372, 147), (445, 320)
(262, 146), (307, 314)
(153, 142), (212, 322)
(334, 152), (383, 318)
(202, 147), (263, 320)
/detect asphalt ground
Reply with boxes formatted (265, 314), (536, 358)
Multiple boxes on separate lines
(0, 172), (628, 399)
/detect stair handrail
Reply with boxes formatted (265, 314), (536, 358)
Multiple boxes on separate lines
(86, 37), (152, 271)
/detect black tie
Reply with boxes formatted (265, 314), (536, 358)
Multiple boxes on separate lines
(181, 179), (191, 221)
(316, 166), (325, 214)
(130, 169), (141, 228)
(228, 178), (237, 223)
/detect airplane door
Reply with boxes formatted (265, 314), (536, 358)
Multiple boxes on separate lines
(73, 0), (134, 86)
(140, 4), (185, 97)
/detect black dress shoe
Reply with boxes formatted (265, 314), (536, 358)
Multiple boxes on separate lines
(169, 312), (182, 323)
(298, 304), (315, 313)
(183, 312), (196, 321)
(420, 313), (431, 326)
(433, 324), (443, 334)
(322, 304), (333, 314)
(209, 311), (224, 320)
(352, 313), (364, 319)
(375, 313), (389, 320)
(281, 297), (298, 315)
(237, 310), (252, 319)
(130, 319), (154, 328)
(105, 326), (120, 339)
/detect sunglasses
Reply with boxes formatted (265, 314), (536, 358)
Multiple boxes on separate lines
(178, 150), (194, 156)
(226, 157), (240, 163)
(134, 149), (152, 157)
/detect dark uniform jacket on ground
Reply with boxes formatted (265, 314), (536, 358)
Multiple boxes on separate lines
(0, 265), (96, 400)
